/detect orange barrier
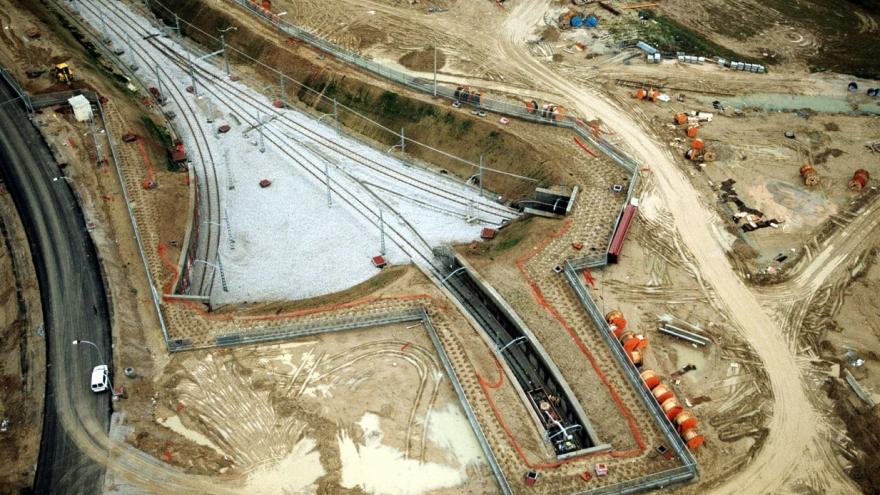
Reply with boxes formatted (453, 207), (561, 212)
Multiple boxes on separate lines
(640, 369), (660, 389)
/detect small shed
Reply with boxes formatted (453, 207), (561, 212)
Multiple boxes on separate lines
(67, 94), (92, 122)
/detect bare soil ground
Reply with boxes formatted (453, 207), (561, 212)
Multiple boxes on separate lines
(134, 321), (497, 494)
(11, 0), (880, 492)
(0, 187), (45, 493)
(0, 0), (191, 486)
(603, 83), (880, 279)
(594, 187), (774, 492)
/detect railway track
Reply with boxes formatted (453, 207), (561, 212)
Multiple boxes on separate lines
(89, 0), (517, 282)
(85, 0), (441, 273)
(137, 0), (518, 224)
(72, 0), (222, 297)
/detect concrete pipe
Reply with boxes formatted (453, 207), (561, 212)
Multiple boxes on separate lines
(674, 410), (698, 431)
(640, 369), (661, 389)
(682, 428), (705, 450)
(652, 383), (674, 403)
(661, 397), (684, 420)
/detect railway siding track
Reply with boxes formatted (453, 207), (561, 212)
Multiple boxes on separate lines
(77, 0), (222, 297)
(91, 0), (501, 281)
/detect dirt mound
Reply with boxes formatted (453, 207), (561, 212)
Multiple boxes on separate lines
(398, 47), (445, 72)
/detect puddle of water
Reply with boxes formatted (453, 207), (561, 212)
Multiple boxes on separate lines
(425, 403), (486, 467)
(338, 414), (465, 495)
(724, 93), (880, 114)
(157, 415), (226, 457)
(244, 437), (325, 494)
(743, 179), (837, 230)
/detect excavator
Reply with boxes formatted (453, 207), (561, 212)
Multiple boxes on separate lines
(51, 63), (74, 85)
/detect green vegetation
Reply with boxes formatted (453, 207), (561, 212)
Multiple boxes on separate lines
(376, 91), (436, 122)
(491, 218), (532, 253)
(493, 233), (524, 252)
(139, 117), (182, 171)
(141, 116), (172, 147)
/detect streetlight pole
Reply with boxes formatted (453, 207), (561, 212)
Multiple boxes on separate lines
(256, 110), (265, 153)
(479, 155), (484, 198)
(186, 50), (198, 97)
(72, 339), (116, 397)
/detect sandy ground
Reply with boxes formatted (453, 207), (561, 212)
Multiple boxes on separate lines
(589, 180), (775, 491)
(127, 322), (495, 495)
(0, 186), (46, 492)
(7, 0), (879, 493)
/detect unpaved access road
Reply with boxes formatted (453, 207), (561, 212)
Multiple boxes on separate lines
(495, 1), (859, 493)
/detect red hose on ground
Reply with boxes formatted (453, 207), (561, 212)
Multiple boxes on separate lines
(573, 136), (598, 157)
(137, 137), (156, 189)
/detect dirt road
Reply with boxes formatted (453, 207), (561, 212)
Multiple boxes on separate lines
(758, 194), (880, 302)
(494, 1), (858, 492)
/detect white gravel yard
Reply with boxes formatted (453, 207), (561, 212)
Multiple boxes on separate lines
(79, 0), (518, 303)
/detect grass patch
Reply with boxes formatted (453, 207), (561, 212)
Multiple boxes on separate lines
(140, 116), (172, 147)
(494, 234), (524, 252)
(491, 218), (533, 253)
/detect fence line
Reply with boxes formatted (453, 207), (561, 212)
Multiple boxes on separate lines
(563, 261), (699, 483)
(147, 0), (626, 184)
(98, 98), (171, 346)
(421, 308), (513, 495)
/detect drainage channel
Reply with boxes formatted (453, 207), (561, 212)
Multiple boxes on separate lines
(436, 248), (609, 458)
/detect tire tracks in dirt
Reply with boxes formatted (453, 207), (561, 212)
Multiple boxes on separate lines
(494, 1), (859, 492)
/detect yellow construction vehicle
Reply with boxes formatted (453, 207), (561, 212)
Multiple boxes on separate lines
(52, 63), (73, 85)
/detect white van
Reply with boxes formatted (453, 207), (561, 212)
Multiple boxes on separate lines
(90, 365), (109, 393)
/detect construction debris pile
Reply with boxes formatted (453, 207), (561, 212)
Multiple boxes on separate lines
(718, 179), (781, 232)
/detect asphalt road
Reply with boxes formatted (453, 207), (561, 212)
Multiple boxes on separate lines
(0, 79), (110, 493)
